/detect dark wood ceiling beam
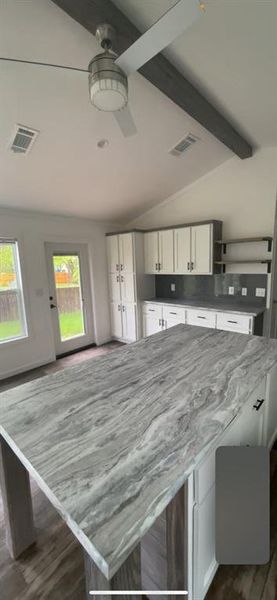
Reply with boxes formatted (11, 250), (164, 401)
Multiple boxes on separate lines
(52, 0), (253, 159)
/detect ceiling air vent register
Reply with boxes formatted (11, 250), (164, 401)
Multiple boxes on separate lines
(10, 125), (39, 154)
(169, 134), (198, 157)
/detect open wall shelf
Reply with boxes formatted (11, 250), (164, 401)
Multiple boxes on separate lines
(216, 236), (273, 253)
(215, 259), (272, 274)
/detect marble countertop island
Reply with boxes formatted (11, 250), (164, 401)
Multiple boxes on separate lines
(0, 325), (277, 579)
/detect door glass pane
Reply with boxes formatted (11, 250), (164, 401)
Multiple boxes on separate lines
(0, 241), (27, 342)
(52, 254), (85, 341)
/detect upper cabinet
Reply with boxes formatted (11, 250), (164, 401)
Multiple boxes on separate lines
(107, 233), (134, 274)
(144, 221), (220, 275)
(190, 224), (212, 274)
(144, 230), (174, 274)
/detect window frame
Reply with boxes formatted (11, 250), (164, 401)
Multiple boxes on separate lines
(0, 238), (29, 344)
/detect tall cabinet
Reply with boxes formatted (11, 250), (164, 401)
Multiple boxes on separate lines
(107, 231), (155, 343)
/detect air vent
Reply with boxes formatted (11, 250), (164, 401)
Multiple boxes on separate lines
(10, 125), (39, 154)
(169, 134), (198, 157)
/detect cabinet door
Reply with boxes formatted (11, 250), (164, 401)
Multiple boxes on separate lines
(174, 228), (191, 273)
(144, 232), (159, 274)
(193, 486), (217, 600)
(239, 380), (266, 446)
(122, 304), (137, 341)
(158, 230), (174, 273)
(191, 224), (212, 275)
(164, 317), (184, 330)
(107, 235), (119, 273)
(108, 273), (121, 302)
(120, 273), (136, 303)
(110, 302), (122, 338)
(119, 233), (134, 273)
(143, 314), (162, 337)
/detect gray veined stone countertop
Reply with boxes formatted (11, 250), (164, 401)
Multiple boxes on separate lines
(0, 325), (277, 579)
(143, 297), (265, 316)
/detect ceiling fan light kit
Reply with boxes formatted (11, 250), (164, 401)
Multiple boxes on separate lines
(88, 51), (128, 112)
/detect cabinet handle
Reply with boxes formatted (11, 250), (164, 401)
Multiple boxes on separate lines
(116, 264), (119, 271)
(227, 320), (238, 324)
(197, 316), (206, 319)
(159, 262), (161, 271)
(187, 262), (190, 271)
(122, 305), (125, 312)
(253, 398), (265, 411)
(121, 276), (124, 282)
(120, 264), (124, 271)
(149, 309), (155, 312)
(191, 261), (194, 270)
(118, 304), (121, 311)
(169, 312), (177, 315)
(159, 318), (162, 326)
(155, 263), (158, 271)
(116, 275), (120, 282)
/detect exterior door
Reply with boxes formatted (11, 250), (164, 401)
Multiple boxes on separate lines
(46, 243), (94, 356)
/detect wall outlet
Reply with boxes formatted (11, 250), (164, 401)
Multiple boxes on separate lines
(170, 283), (176, 292)
(256, 287), (266, 298)
(228, 286), (235, 295)
(241, 287), (247, 296)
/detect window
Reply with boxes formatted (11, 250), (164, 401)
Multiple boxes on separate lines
(0, 240), (28, 342)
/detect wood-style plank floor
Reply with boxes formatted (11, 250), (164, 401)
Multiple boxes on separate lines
(0, 344), (276, 600)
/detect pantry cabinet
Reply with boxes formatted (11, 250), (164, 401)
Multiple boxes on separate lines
(107, 232), (155, 342)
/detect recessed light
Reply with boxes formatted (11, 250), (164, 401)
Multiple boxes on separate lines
(97, 139), (110, 149)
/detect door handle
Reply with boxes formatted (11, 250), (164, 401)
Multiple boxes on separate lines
(253, 398), (265, 411)
(50, 303), (56, 309)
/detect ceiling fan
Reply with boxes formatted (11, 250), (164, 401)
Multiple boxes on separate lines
(0, 0), (205, 138)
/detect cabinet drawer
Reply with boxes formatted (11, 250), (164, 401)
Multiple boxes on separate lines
(216, 312), (252, 334)
(187, 309), (216, 329)
(163, 305), (186, 322)
(142, 303), (163, 318)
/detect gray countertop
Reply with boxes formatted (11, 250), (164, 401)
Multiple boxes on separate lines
(143, 297), (265, 316)
(0, 326), (276, 579)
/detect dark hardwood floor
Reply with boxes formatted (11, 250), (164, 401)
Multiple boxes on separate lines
(0, 344), (276, 599)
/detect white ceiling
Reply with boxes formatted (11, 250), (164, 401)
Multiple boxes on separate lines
(0, 0), (275, 223)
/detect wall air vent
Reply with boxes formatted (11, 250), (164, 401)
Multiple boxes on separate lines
(169, 134), (198, 157)
(10, 125), (39, 154)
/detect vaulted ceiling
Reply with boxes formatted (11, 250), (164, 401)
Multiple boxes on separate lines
(0, 0), (276, 222)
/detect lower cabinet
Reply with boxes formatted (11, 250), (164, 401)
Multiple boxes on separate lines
(143, 314), (163, 337)
(110, 302), (137, 342)
(192, 376), (269, 600)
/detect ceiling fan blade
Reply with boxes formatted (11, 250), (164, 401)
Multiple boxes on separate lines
(115, 0), (203, 76)
(0, 57), (89, 73)
(113, 107), (137, 137)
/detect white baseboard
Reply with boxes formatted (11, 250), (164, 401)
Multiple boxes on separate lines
(0, 356), (55, 382)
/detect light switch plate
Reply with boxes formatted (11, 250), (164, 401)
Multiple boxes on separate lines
(241, 287), (247, 296)
(256, 288), (266, 298)
(171, 283), (176, 292)
(228, 286), (235, 295)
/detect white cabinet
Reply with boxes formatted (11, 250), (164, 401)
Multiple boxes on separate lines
(144, 230), (174, 274)
(110, 302), (123, 339)
(119, 233), (134, 273)
(187, 308), (216, 329)
(122, 303), (137, 341)
(143, 314), (163, 337)
(264, 366), (277, 448)
(159, 230), (174, 273)
(174, 227), (191, 274)
(120, 273), (135, 303)
(107, 235), (119, 273)
(107, 233), (134, 274)
(108, 273), (121, 302)
(216, 312), (253, 335)
(144, 232), (159, 273)
(190, 224), (212, 274)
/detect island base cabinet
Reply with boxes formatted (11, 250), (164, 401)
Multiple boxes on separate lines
(193, 486), (217, 600)
(84, 545), (142, 600)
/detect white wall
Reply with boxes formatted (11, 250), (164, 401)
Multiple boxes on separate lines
(129, 147), (277, 236)
(0, 208), (118, 380)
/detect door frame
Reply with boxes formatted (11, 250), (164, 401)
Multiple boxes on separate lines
(45, 242), (94, 356)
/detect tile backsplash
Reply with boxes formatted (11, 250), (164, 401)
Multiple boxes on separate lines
(155, 274), (268, 305)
